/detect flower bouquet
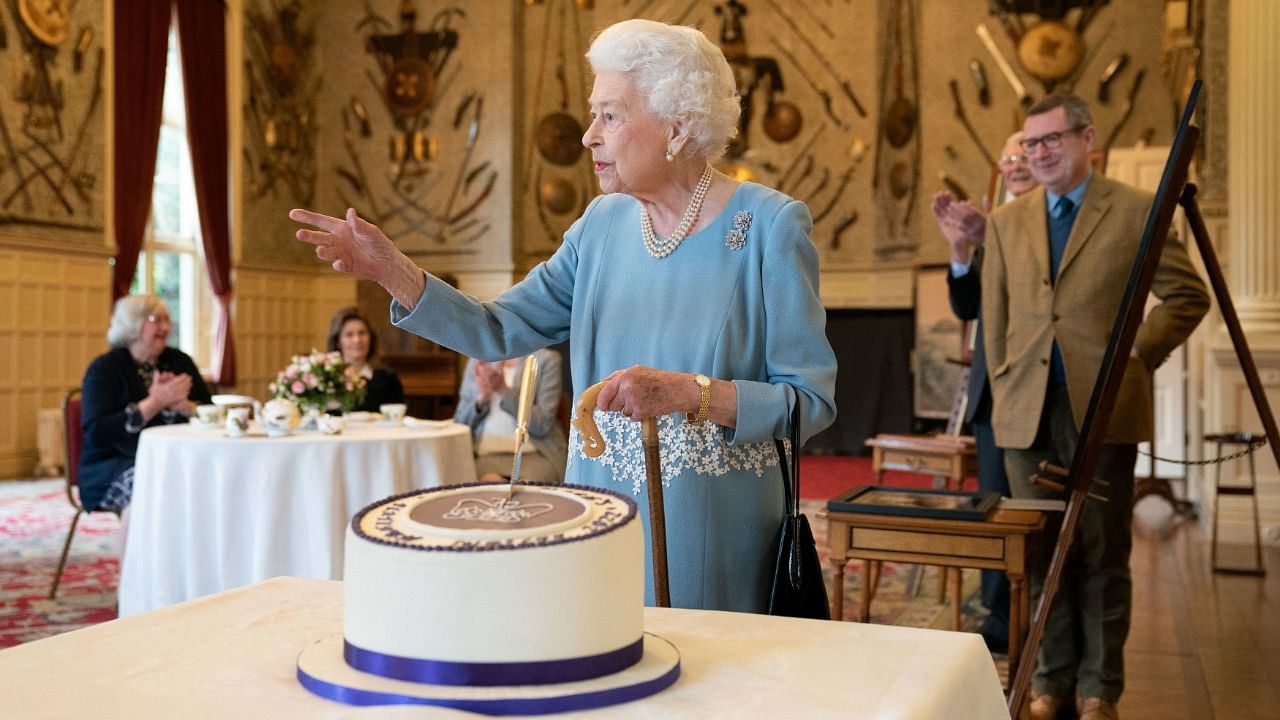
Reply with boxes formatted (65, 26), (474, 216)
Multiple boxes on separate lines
(269, 350), (367, 416)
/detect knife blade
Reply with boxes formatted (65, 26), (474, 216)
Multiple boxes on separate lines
(506, 354), (540, 498)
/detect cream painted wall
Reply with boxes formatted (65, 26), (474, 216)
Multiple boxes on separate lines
(0, 247), (112, 478)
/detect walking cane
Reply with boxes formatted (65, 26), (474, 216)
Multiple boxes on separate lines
(574, 382), (671, 607)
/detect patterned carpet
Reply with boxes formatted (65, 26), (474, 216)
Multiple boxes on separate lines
(0, 479), (120, 647)
(0, 479), (987, 648)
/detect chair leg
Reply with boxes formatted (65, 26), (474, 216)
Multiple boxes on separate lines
(49, 509), (83, 600)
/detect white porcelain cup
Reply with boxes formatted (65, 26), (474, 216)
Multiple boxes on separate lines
(379, 403), (408, 424)
(195, 404), (225, 425)
(225, 406), (251, 437)
(317, 415), (345, 435)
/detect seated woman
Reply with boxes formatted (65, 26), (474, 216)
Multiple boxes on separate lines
(327, 306), (404, 412)
(454, 347), (567, 484)
(79, 295), (211, 513)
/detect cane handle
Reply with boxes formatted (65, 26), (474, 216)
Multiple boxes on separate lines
(573, 381), (607, 457)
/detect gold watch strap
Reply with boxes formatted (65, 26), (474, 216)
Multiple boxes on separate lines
(689, 374), (712, 425)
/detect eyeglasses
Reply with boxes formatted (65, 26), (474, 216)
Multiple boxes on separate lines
(1020, 126), (1087, 154)
(145, 314), (171, 325)
(997, 153), (1027, 167)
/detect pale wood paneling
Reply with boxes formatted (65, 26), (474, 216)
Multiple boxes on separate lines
(229, 268), (355, 400)
(0, 248), (110, 478)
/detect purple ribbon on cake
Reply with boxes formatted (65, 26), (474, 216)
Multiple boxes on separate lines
(343, 637), (645, 686)
(296, 660), (681, 714)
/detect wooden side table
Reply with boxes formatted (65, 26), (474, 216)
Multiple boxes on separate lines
(864, 434), (979, 491)
(819, 506), (1045, 692)
(862, 434), (982, 603)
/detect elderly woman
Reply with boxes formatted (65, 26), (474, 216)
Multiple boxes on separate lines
(290, 19), (836, 613)
(326, 306), (404, 412)
(79, 295), (211, 513)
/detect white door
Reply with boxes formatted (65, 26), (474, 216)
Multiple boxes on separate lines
(1105, 147), (1187, 480)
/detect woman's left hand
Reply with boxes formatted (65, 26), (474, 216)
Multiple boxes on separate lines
(595, 366), (697, 420)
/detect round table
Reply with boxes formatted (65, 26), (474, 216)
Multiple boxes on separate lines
(118, 420), (475, 616)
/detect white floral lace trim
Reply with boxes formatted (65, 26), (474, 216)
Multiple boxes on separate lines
(569, 411), (780, 495)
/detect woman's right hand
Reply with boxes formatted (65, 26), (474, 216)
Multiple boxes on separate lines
(289, 208), (426, 308)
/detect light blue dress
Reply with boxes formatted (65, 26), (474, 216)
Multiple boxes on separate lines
(392, 181), (837, 612)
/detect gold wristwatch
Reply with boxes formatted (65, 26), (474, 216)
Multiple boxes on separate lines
(687, 373), (712, 425)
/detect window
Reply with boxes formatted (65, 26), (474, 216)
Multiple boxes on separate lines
(131, 23), (213, 367)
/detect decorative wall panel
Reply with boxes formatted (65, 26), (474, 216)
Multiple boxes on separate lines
(0, 246), (109, 477)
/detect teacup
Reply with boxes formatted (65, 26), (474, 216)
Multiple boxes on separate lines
(317, 415), (345, 435)
(195, 404), (225, 426)
(225, 406), (251, 437)
(380, 403), (408, 425)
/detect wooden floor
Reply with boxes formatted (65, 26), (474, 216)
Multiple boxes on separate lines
(1112, 499), (1280, 719)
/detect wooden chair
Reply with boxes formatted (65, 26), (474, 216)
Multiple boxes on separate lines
(49, 388), (118, 599)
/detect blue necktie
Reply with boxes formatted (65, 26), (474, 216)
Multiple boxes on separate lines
(1048, 196), (1075, 283)
(1048, 196), (1076, 386)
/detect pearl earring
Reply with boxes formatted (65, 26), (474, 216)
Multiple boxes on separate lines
(665, 151), (674, 162)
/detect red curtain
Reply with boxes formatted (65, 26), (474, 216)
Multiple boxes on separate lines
(111, 0), (172, 301)
(176, 0), (236, 386)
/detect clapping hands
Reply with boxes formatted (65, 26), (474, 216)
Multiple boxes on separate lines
(931, 191), (989, 264)
(149, 371), (193, 414)
(474, 361), (508, 402)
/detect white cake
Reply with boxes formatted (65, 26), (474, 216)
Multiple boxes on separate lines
(343, 482), (645, 682)
(298, 481), (680, 711)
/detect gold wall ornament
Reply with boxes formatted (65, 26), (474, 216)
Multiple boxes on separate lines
(244, 0), (319, 204)
(18, 0), (69, 46)
(1016, 20), (1084, 83)
(538, 176), (576, 216)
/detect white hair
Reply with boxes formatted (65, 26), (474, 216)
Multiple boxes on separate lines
(107, 294), (168, 348)
(586, 19), (741, 162)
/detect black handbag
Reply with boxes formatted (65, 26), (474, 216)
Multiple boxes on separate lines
(767, 404), (831, 620)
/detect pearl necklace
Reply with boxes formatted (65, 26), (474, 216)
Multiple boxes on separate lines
(641, 164), (715, 259)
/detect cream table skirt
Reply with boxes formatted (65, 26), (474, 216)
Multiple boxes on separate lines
(118, 422), (475, 617)
(2, 577), (1008, 719)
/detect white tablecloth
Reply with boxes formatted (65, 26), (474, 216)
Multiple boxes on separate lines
(118, 422), (475, 616)
(0, 577), (1009, 719)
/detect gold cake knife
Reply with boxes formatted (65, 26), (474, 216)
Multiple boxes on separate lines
(505, 354), (539, 500)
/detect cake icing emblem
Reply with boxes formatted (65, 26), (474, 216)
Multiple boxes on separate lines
(443, 497), (555, 524)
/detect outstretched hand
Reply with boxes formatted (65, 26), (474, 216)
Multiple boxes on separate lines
(289, 208), (426, 307)
(289, 208), (398, 281)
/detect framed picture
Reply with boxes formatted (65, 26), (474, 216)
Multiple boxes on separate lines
(826, 485), (999, 521)
(913, 265), (967, 419)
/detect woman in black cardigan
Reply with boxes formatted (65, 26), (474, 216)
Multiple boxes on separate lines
(327, 307), (404, 412)
(79, 295), (211, 513)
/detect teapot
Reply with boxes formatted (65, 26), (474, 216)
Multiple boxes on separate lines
(261, 398), (301, 437)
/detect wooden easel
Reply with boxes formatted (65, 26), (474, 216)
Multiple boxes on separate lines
(1008, 81), (1280, 714)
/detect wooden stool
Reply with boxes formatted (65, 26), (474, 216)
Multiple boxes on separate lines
(1205, 432), (1266, 575)
(864, 434), (978, 491)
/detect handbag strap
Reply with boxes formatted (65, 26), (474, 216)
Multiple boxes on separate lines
(775, 402), (802, 519)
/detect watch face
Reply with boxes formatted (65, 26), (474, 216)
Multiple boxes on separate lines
(695, 374), (710, 387)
